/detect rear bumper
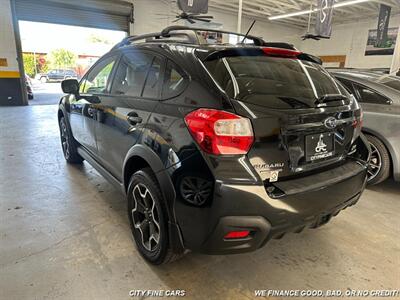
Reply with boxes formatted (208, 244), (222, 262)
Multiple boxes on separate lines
(201, 192), (361, 254)
(184, 159), (368, 255)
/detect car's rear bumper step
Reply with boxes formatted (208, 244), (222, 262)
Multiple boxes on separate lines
(269, 160), (367, 197)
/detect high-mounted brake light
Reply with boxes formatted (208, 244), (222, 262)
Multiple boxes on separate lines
(184, 109), (254, 155)
(224, 230), (251, 239)
(262, 47), (302, 58)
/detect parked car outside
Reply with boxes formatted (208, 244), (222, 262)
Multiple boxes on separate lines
(58, 26), (369, 264)
(39, 69), (78, 83)
(331, 69), (400, 184)
(25, 74), (34, 100)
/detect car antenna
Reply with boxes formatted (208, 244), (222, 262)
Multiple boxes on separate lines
(241, 20), (256, 44)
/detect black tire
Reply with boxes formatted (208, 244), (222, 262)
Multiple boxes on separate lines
(59, 116), (84, 164)
(127, 168), (182, 264)
(365, 134), (391, 185)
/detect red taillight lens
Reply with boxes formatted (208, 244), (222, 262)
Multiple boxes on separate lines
(224, 230), (250, 239)
(184, 109), (254, 155)
(262, 47), (302, 58)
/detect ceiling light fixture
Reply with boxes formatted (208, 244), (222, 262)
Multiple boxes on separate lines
(268, 0), (372, 20)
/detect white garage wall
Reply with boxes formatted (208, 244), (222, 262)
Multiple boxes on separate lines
(6, 0), (396, 72)
(130, 1), (400, 69)
(0, 0), (18, 72)
(299, 14), (400, 68)
(131, 0), (302, 46)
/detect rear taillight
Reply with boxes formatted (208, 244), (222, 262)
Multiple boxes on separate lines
(262, 47), (302, 58)
(184, 109), (254, 155)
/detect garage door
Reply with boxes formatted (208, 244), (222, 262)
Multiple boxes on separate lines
(14, 0), (133, 32)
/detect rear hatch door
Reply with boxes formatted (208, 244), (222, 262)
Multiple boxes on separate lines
(201, 48), (361, 182)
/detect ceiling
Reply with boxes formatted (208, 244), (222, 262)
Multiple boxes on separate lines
(208, 0), (400, 28)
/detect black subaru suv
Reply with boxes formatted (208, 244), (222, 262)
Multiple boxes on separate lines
(58, 26), (370, 264)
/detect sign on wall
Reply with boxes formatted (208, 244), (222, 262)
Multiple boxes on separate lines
(376, 4), (391, 48)
(0, 58), (8, 67)
(365, 27), (398, 56)
(315, 0), (335, 38)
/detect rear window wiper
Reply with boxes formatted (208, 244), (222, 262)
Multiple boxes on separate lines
(316, 94), (347, 104)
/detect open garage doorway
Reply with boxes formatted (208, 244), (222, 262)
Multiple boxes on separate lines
(19, 21), (126, 105)
(10, 0), (133, 106)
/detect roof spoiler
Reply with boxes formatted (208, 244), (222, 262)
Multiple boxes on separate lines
(298, 53), (322, 65)
(200, 48), (323, 65)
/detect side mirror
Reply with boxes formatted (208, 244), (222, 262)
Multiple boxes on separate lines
(61, 79), (79, 94)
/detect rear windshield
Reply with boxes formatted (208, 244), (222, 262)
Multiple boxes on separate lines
(204, 56), (346, 109)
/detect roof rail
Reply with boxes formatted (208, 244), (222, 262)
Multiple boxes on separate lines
(111, 25), (269, 50)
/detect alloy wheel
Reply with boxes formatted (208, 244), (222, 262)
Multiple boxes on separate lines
(131, 183), (161, 252)
(367, 142), (382, 182)
(60, 119), (70, 159)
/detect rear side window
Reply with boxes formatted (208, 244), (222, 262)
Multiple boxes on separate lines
(111, 51), (157, 98)
(353, 83), (389, 104)
(162, 60), (187, 99)
(142, 56), (162, 99)
(204, 56), (343, 109)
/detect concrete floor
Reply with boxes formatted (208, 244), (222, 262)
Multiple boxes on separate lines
(0, 105), (399, 300)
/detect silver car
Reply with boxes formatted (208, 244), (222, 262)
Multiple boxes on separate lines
(331, 70), (400, 185)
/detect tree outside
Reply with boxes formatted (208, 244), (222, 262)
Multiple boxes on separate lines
(23, 53), (36, 77)
(38, 56), (49, 74)
(23, 53), (49, 77)
(48, 48), (77, 69)
(23, 49), (77, 78)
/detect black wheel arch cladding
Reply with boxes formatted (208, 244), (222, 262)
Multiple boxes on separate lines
(123, 144), (185, 254)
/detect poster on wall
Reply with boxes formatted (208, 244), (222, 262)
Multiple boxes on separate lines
(365, 27), (398, 56)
